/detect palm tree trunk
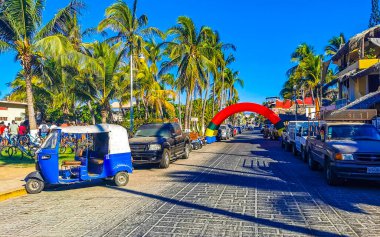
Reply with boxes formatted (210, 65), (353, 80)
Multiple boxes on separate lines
(23, 56), (37, 130)
(119, 101), (126, 117)
(178, 88), (182, 129)
(88, 101), (96, 125)
(221, 67), (225, 109)
(201, 76), (210, 135)
(188, 90), (194, 131)
(184, 89), (191, 130)
(101, 110), (108, 123)
(212, 79), (215, 116)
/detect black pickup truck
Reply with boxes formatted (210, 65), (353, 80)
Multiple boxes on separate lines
(306, 122), (380, 185)
(129, 123), (191, 168)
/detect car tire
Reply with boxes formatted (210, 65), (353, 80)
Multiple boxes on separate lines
(301, 147), (307, 162)
(182, 143), (190, 159)
(292, 144), (298, 156)
(25, 178), (44, 194)
(284, 142), (290, 152)
(308, 152), (318, 171)
(325, 160), (342, 186)
(159, 149), (170, 169)
(114, 172), (129, 186)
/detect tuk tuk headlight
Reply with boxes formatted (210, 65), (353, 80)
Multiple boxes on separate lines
(149, 144), (162, 151)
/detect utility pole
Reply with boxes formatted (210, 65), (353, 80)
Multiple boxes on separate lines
(369, 0), (380, 27)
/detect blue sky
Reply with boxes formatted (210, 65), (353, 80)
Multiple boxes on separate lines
(0, 0), (373, 103)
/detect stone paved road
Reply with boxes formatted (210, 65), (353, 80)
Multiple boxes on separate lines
(1, 131), (380, 236)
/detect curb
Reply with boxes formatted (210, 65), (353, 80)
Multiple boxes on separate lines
(0, 188), (27, 202)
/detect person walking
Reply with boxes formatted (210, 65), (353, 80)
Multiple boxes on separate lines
(18, 122), (27, 136)
(38, 121), (49, 138)
(9, 120), (19, 141)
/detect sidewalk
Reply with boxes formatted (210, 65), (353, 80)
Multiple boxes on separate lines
(0, 166), (34, 199)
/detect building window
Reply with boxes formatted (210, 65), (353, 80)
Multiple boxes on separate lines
(15, 117), (22, 121)
(0, 117), (8, 121)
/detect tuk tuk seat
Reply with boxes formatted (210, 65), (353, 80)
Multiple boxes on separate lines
(62, 160), (81, 166)
(89, 158), (104, 165)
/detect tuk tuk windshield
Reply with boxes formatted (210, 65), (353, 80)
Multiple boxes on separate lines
(41, 130), (58, 149)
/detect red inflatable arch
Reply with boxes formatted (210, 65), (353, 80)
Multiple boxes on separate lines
(205, 102), (284, 143)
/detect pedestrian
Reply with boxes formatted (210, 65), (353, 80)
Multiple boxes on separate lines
(0, 122), (5, 145)
(38, 121), (49, 138)
(18, 122), (28, 136)
(50, 122), (58, 130)
(9, 120), (19, 140)
(2, 123), (9, 146)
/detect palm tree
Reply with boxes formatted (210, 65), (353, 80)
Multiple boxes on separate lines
(325, 33), (346, 56)
(81, 41), (127, 123)
(161, 16), (214, 129)
(0, 0), (81, 129)
(98, 0), (162, 129)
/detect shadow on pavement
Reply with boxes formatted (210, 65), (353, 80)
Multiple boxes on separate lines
(107, 186), (343, 237)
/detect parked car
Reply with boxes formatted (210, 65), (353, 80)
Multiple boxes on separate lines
(306, 122), (380, 185)
(235, 126), (242, 134)
(217, 125), (230, 140)
(227, 124), (235, 137)
(269, 124), (279, 140)
(294, 121), (322, 161)
(129, 123), (190, 169)
(281, 121), (309, 153)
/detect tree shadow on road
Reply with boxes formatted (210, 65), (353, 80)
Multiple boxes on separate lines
(107, 185), (343, 237)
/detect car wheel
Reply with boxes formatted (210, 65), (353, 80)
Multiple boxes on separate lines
(284, 142), (290, 152)
(325, 160), (341, 186)
(182, 143), (190, 159)
(159, 149), (170, 169)
(114, 172), (129, 186)
(308, 152), (318, 171)
(301, 147), (307, 162)
(292, 144), (298, 156)
(25, 178), (44, 194)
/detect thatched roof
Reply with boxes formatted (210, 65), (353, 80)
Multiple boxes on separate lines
(332, 25), (380, 62)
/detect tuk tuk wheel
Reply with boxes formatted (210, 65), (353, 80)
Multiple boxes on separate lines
(114, 172), (129, 186)
(25, 178), (44, 194)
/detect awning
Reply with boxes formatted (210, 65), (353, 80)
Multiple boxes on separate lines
(350, 62), (380, 80)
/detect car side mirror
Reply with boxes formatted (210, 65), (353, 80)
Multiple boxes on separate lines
(316, 135), (321, 140)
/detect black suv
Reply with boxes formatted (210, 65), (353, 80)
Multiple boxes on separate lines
(129, 123), (191, 168)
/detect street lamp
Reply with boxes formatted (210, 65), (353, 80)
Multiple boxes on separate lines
(130, 53), (145, 134)
(293, 85), (298, 121)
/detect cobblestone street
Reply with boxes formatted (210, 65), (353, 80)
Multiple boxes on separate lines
(1, 131), (380, 236)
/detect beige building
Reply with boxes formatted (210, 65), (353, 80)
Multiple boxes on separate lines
(332, 26), (380, 109)
(0, 101), (27, 124)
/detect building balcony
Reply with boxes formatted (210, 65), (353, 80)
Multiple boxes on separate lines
(338, 59), (380, 77)
(358, 59), (380, 69)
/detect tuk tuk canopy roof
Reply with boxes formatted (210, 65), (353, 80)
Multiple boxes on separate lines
(59, 124), (130, 154)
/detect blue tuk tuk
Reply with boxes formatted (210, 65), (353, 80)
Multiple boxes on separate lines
(25, 124), (133, 194)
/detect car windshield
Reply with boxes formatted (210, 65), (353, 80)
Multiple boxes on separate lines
(219, 125), (226, 130)
(327, 125), (380, 140)
(41, 130), (58, 149)
(134, 124), (171, 138)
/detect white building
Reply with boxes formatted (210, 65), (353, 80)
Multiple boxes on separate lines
(0, 101), (27, 124)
